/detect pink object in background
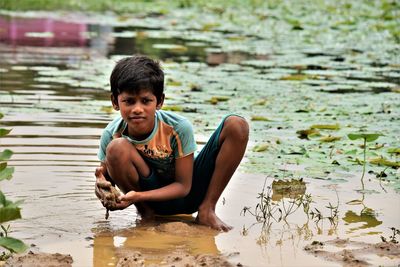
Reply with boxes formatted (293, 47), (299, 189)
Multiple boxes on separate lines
(0, 16), (88, 47)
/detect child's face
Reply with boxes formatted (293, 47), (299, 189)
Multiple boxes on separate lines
(112, 89), (163, 139)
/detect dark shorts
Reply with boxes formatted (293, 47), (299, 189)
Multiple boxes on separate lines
(139, 115), (236, 215)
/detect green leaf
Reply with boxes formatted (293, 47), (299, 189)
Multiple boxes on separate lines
(310, 124), (340, 130)
(0, 191), (5, 206)
(251, 115), (272, 121)
(347, 133), (382, 142)
(0, 128), (12, 137)
(296, 128), (320, 139)
(0, 167), (14, 181)
(0, 162), (6, 172)
(0, 237), (28, 253)
(0, 113), (3, 119)
(369, 157), (400, 168)
(162, 105), (183, 112)
(0, 206), (22, 224)
(387, 148), (400, 154)
(346, 199), (363, 205)
(252, 143), (269, 152)
(0, 150), (13, 161)
(345, 149), (358, 155)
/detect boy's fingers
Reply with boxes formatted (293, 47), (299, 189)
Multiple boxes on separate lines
(95, 188), (102, 199)
(95, 186), (105, 199)
(96, 180), (112, 189)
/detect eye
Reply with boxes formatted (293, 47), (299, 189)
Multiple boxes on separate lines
(122, 98), (135, 105)
(142, 98), (152, 104)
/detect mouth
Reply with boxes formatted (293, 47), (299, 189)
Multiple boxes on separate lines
(128, 116), (146, 122)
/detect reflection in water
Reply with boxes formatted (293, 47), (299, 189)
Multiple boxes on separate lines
(344, 169), (382, 234)
(0, 14), (259, 65)
(92, 220), (219, 266)
(0, 16), (88, 47)
(343, 208), (382, 234)
(271, 178), (306, 201)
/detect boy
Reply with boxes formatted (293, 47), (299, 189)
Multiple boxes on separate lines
(95, 55), (248, 231)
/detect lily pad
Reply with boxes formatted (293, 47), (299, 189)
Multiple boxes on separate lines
(347, 133), (382, 142)
(369, 157), (400, 168)
(252, 143), (269, 152)
(310, 124), (340, 130)
(251, 115), (272, 122)
(296, 128), (320, 139)
(0, 149), (13, 161)
(207, 96), (230, 105)
(319, 135), (342, 142)
(0, 128), (12, 137)
(387, 148), (400, 154)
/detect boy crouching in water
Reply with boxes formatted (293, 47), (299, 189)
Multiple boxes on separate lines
(95, 55), (249, 231)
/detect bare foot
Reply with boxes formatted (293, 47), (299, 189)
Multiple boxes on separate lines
(135, 203), (155, 222)
(196, 207), (232, 232)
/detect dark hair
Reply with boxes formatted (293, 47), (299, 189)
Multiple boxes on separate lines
(110, 55), (164, 104)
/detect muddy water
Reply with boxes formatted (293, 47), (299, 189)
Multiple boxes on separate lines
(0, 13), (399, 267)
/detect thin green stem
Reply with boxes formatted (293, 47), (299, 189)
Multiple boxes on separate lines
(360, 138), (366, 191)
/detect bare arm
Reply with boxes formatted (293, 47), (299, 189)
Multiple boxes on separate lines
(118, 153), (194, 204)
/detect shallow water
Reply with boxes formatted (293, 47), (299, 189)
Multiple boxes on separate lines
(0, 9), (399, 267)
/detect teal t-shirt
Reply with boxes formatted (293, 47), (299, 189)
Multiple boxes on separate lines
(98, 110), (197, 180)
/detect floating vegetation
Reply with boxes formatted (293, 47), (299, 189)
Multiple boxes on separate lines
(296, 128), (320, 139)
(319, 135), (342, 142)
(252, 143), (269, 152)
(206, 96), (230, 105)
(162, 105), (197, 113)
(311, 124), (340, 130)
(250, 115), (272, 122)
(280, 74), (319, 81)
(369, 157), (400, 168)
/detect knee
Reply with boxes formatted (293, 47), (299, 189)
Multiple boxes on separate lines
(105, 138), (132, 164)
(223, 116), (249, 143)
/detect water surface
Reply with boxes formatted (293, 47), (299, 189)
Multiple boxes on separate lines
(0, 10), (399, 266)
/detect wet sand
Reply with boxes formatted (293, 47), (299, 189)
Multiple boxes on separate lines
(2, 171), (400, 266)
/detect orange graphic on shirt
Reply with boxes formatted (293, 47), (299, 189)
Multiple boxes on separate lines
(134, 120), (184, 160)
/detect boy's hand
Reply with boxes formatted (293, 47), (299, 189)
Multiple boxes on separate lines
(95, 167), (112, 202)
(105, 191), (137, 210)
(118, 191), (140, 205)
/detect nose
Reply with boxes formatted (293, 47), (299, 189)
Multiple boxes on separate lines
(132, 103), (144, 114)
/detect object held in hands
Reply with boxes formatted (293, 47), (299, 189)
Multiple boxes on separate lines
(97, 183), (121, 219)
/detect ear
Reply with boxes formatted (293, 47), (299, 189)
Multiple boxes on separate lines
(156, 94), (165, 110)
(110, 94), (119, 111)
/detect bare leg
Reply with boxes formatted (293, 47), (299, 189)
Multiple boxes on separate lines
(104, 138), (154, 220)
(196, 116), (249, 231)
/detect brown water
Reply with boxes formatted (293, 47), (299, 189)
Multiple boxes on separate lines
(1, 14), (399, 267)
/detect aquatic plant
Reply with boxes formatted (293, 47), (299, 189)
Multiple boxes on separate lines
(241, 177), (339, 228)
(380, 227), (400, 244)
(0, 113), (28, 259)
(347, 133), (382, 184)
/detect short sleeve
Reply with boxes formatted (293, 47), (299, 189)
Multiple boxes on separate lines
(172, 119), (197, 159)
(97, 129), (113, 162)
